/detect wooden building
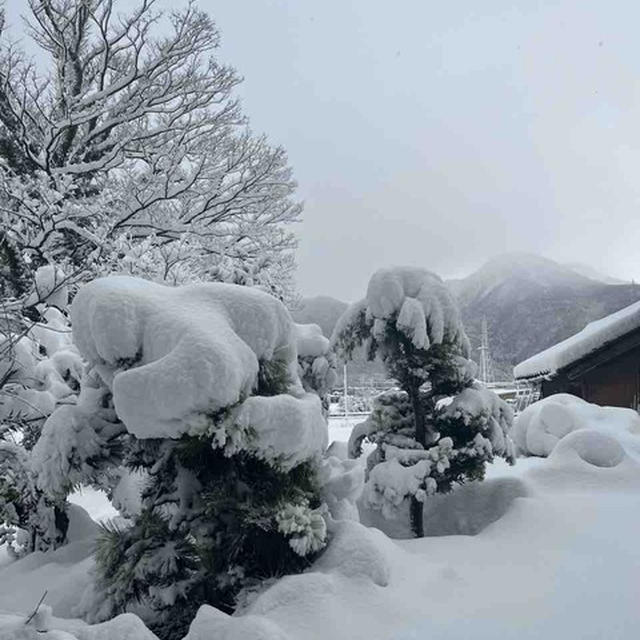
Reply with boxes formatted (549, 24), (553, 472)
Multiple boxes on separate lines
(514, 302), (640, 410)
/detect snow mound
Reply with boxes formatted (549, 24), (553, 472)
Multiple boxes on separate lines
(514, 299), (640, 379)
(549, 429), (625, 468)
(422, 477), (529, 536)
(0, 611), (157, 640)
(247, 571), (339, 619)
(0, 539), (95, 619)
(184, 605), (291, 640)
(359, 476), (529, 539)
(513, 394), (640, 457)
(230, 393), (328, 470)
(65, 504), (101, 543)
(71, 613), (158, 640)
(314, 520), (391, 586)
(71, 276), (300, 439)
(318, 455), (364, 521)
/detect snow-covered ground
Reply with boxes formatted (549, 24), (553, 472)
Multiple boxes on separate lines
(328, 415), (364, 445)
(2, 409), (640, 639)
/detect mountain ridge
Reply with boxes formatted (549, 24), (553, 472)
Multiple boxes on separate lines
(294, 254), (640, 382)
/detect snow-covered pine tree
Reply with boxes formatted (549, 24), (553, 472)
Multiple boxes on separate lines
(332, 267), (515, 537)
(37, 276), (330, 640)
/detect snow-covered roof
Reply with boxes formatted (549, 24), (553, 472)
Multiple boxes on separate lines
(514, 300), (640, 380)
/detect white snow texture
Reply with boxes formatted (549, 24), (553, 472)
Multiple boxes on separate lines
(366, 266), (470, 354)
(513, 393), (640, 457)
(71, 276), (302, 439)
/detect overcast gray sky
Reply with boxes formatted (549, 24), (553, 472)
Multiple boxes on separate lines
(205, 0), (640, 300)
(6, 1), (640, 301)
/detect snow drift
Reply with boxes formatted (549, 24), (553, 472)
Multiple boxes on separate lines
(513, 393), (640, 457)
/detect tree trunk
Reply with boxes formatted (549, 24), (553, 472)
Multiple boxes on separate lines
(410, 496), (424, 538)
(410, 386), (427, 447)
(409, 384), (426, 538)
(54, 505), (69, 547)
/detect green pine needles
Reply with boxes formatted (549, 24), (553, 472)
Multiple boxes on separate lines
(334, 267), (515, 539)
(93, 430), (324, 640)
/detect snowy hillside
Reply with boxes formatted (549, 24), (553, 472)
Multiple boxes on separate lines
(563, 262), (628, 285)
(297, 256), (640, 383)
(448, 253), (640, 378)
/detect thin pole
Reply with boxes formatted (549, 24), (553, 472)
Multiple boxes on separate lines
(343, 363), (348, 420)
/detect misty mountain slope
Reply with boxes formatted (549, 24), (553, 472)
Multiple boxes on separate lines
(297, 254), (640, 384)
(292, 295), (388, 384)
(291, 295), (348, 337)
(563, 262), (628, 285)
(450, 254), (640, 378)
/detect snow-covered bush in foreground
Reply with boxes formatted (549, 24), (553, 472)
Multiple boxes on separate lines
(333, 266), (515, 537)
(513, 393), (640, 457)
(34, 276), (330, 640)
(1, 266), (83, 554)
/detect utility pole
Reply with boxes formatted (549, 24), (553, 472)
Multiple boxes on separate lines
(343, 364), (348, 420)
(478, 317), (493, 385)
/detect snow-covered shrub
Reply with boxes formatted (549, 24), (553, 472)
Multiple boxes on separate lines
(0, 265), (82, 553)
(513, 393), (640, 457)
(295, 323), (337, 414)
(333, 266), (515, 537)
(47, 276), (329, 639)
(0, 441), (67, 555)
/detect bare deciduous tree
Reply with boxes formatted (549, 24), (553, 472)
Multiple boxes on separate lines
(0, 0), (301, 290)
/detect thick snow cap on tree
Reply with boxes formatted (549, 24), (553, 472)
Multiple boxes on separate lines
(233, 393), (328, 470)
(294, 323), (330, 358)
(367, 266), (469, 353)
(71, 276), (301, 439)
(332, 266), (470, 355)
